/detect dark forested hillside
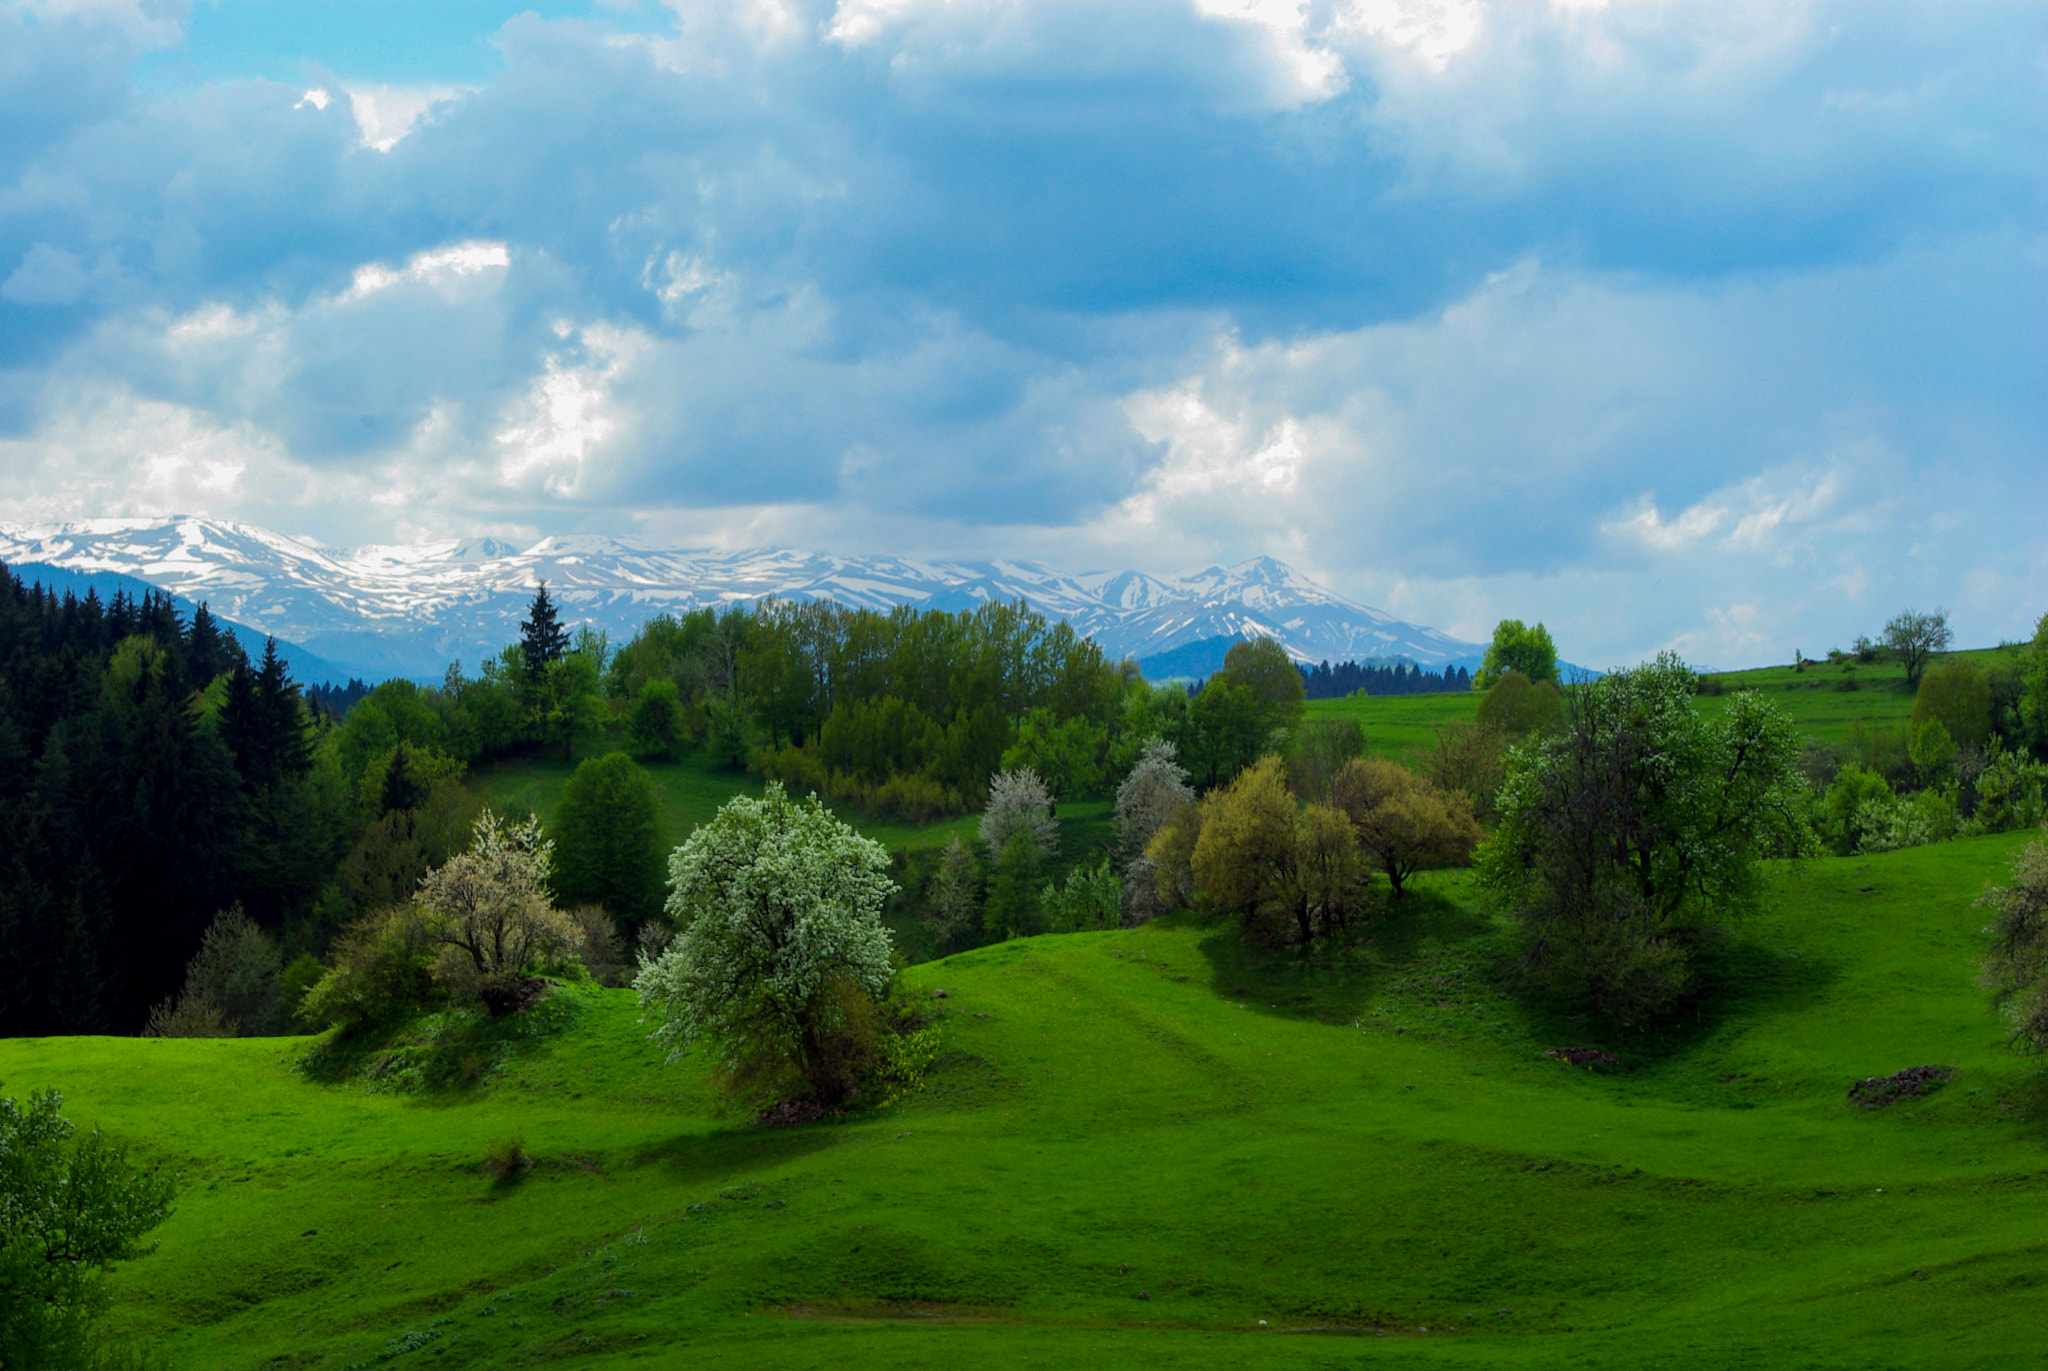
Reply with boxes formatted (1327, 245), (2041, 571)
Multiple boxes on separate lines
(0, 566), (324, 1034)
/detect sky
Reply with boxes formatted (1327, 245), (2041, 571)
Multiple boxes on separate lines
(0, 0), (2041, 669)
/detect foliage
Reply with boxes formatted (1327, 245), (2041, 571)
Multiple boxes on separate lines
(482, 1135), (529, 1183)
(626, 679), (689, 760)
(1042, 857), (1122, 934)
(1819, 764), (1897, 856)
(984, 831), (1048, 941)
(923, 838), (981, 950)
(1475, 669), (1564, 737)
(416, 812), (578, 1012)
(1215, 637), (1307, 733)
(1000, 707), (1109, 803)
(1420, 720), (1510, 826)
(1966, 744), (2048, 836)
(0, 1087), (174, 1368)
(296, 906), (440, 1033)
(1882, 608), (1952, 689)
(978, 767), (1058, 861)
(1143, 796), (1207, 916)
(1329, 758), (1482, 897)
(1285, 716), (1364, 802)
(1191, 756), (1362, 944)
(1980, 829), (2048, 1053)
(519, 583), (570, 677)
(1912, 663), (1992, 750)
(550, 752), (666, 928)
(2024, 612), (2048, 755)
(636, 784), (896, 1105)
(143, 906), (285, 1039)
(1479, 657), (1813, 1020)
(1474, 619), (1559, 690)
(1113, 739), (1193, 861)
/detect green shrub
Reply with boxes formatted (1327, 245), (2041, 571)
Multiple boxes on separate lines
(297, 905), (440, 1033)
(1042, 856), (1123, 933)
(483, 1135), (529, 1182)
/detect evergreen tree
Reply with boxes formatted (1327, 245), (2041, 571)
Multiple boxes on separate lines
(521, 582), (570, 677)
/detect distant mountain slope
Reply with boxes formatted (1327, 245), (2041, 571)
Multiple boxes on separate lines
(8, 562), (359, 686)
(0, 517), (1483, 683)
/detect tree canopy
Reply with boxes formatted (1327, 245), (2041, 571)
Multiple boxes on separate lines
(637, 784), (896, 1104)
(1474, 619), (1559, 690)
(1882, 608), (1952, 689)
(1478, 655), (1811, 1020)
(1, 1087), (175, 1366)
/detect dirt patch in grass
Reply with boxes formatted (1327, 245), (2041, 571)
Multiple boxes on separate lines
(1849, 1064), (1956, 1108)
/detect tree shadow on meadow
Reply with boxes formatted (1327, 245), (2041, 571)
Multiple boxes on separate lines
(1191, 884), (1498, 1026)
(1507, 933), (1842, 1076)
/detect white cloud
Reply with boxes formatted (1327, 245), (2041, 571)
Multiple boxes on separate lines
(345, 84), (473, 153)
(345, 242), (512, 301)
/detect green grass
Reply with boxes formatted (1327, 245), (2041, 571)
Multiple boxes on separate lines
(1303, 692), (1477, 760)
(1304, 642), (2031, 755)
(11, 830), (2048, 1369)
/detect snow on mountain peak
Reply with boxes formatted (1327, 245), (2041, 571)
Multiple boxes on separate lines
(0, 517), (1481, 682)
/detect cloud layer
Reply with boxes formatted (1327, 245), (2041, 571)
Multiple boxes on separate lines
(0, 0), (2041, 666)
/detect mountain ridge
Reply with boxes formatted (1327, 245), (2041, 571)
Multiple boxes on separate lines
(0, 516), (1483, 683)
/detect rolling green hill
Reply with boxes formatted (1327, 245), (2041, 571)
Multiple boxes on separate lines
(8, 830), (2046, 1369)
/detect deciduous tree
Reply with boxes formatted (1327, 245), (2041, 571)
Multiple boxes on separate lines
(1474, 619), (1559, 690)
(637, 784), (896, 1104)
(0, 1086), (174, 1366)
(552, 752), (666, 929)
(1882, 608), (1951, 689)
(1478, 655), (1811, 1020)
(1331, 758), (1482, 898)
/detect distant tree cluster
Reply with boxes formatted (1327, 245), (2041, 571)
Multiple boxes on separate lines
(1298, 659), (1472, 699)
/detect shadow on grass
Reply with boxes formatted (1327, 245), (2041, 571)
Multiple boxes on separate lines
(1509, 934), (1841, 1073)
(1191, 886), (1496, 1025)
(296, 989), (583, 1097)
(631, 1124), (839, 1183)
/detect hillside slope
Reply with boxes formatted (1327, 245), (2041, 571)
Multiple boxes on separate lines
(6, 832), (2046, 1368)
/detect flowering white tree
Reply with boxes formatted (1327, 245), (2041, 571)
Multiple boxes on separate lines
(418, 810), (575, 1010)
(637, 784), (896, 1102)
(979, 766), (1058, 861)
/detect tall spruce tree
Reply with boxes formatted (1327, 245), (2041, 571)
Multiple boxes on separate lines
(521, 582), (570, 677)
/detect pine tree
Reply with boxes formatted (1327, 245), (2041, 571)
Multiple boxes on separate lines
(521, 582), (570, 677)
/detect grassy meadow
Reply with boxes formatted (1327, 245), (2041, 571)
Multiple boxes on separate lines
(7, 829), (2046, 1369)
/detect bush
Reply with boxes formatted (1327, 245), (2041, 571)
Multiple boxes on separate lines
(1043, 856), (1122, 933)
(1421, 721), (1510, 826)
(1968, 746), (2048, 835)
(1476, 670), (1564, 737)
(1821, 765), (1898, 856)
(482, 1135), (530, 1182)
(144, 905), (286, 1039)
(567, 906), (629, 987)
(1285, 717), (1365, 801)
(297, 905), (440, 1032)
(1981, 828), (2048, 1053)
(1914, 664), (1993, 751)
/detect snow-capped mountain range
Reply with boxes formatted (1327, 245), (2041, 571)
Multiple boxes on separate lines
(0, 517), (1482, 684)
